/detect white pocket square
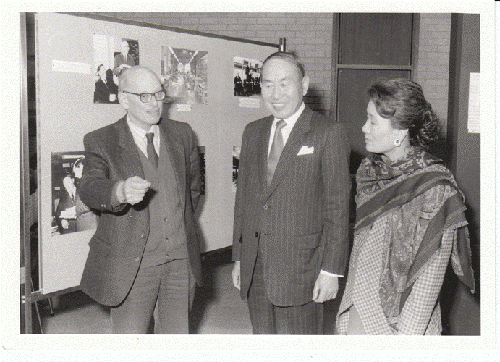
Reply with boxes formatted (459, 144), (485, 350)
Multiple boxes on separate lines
(297, 146), (314, 156)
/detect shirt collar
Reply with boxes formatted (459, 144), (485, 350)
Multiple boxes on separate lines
(127, 116), (159, 140)
(274, 102), (305, 128)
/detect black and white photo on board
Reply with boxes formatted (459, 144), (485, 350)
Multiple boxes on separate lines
(161, 46), (208, 105)
(51, 152), (98, 236)
(233, 56), (262, 97)
(92, 34), (139, 104)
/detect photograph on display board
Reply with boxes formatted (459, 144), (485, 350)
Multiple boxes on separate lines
(198, 146), (206, 196)
(113, 38), (139, 77)
(161, 46), (208, 105)
(233, 57), (262, 97)
(51, 152), (98, 236)
(232, 146), (241, 193)
(92, 34), (119, 104)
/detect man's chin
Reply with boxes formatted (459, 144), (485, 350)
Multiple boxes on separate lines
(148, 115), (161, 124)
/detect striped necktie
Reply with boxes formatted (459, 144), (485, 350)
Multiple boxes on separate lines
(267, 119), (286, 185)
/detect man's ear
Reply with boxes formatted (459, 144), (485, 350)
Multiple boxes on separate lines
(118, 91), (129, 109)
(301, 76), (310, 96)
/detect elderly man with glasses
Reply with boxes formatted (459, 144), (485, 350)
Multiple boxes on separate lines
(79, 66), (202, 334)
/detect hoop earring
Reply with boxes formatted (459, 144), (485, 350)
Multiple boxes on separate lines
(394, 139), (402, 147)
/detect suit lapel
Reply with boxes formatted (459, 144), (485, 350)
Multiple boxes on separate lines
(116, 116), (145, 179)
(266, 107), (313, 197)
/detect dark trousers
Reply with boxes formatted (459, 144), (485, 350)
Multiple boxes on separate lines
(110, 258), (194, 334)
(247, 254), (323, 334)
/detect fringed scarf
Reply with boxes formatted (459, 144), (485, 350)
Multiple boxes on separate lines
(355, 148), (475, 312)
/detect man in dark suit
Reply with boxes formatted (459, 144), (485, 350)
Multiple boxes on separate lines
(79, 65), (201, 333)
(113, 40), (136, 77)
(231, 52), (350, 334)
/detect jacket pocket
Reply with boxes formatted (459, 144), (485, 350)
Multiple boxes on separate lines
(296, 231), (322, 249)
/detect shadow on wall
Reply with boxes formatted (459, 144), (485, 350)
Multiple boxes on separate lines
(304, 87), (327, 115)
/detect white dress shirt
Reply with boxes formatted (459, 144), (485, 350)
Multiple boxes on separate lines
(267, 103), (305, 155)
(127, 118), (160, 156)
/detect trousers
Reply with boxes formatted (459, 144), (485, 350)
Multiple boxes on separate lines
(110, 258), (194, 333)
(246, 253), (323, 334)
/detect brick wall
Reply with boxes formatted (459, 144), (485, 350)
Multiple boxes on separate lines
(97, 12), (450, 123)
(414, 13), (451, 134)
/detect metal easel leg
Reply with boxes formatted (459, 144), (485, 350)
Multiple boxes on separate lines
(31, 277), (44, 334)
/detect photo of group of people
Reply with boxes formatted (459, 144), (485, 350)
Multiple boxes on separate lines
(51, 152), (98, 236)
(92, 35), (139, 104)
(233, 57), (262, 97)
(161, 46), (208, 105)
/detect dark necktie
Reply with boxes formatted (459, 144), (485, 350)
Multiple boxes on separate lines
(267, 119), (286, 185)
(145, 132), (158, 168)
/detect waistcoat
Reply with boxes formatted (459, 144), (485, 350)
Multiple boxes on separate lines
(139, 133), (188, 267)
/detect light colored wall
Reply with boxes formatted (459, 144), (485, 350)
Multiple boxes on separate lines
(98, 12), (451, 123)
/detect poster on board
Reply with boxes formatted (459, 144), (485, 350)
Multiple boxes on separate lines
(92, 35), (140, 104)
(161, 46), (208, 105)
(232, 146), (241, 193)
(233, 56), (262, 97)
(51, 152), (98, 236)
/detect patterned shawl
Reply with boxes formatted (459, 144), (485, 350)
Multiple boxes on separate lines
(355, 148), (475, 312)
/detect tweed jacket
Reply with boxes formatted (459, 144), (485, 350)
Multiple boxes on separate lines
(79, 116), (201, 307)
(232, 106), (351, 307)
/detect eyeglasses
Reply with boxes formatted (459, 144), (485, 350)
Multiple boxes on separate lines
(122, 90), (166, 103)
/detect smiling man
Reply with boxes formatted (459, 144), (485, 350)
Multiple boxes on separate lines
(231, 52), (351, 334)
(79, 66), (202, 333)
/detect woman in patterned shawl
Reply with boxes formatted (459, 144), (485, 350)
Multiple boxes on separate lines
(336, 79), (475, 335)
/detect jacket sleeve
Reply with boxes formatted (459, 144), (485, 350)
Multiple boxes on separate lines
(319, 122), (351, 275)
(78, 133), (127, 213)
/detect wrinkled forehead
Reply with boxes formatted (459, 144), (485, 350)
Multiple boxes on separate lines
(262, 58), (302, 80)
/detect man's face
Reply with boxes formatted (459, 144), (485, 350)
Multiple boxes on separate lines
(120, 70), (163, 130)
(260, 58), (309, 119)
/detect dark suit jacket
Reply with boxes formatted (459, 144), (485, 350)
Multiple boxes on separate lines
(232, 106), (350, 307)
(93, 78), (110, 104)
(113, 53), (136, 76)
(54, 188), (77, 234)
(79, 116), (201, 307)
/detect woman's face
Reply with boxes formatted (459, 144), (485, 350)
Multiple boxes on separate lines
(362, 100), (403, 158)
